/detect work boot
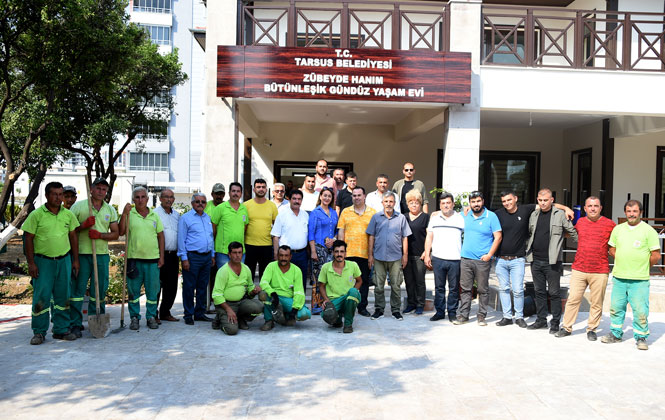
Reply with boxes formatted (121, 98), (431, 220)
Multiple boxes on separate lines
(129, 317), (140, 330)
(636, 338), (648, 350)
(601, 333), (622, 344)
(452, 316), (469, 325)
(343, 325), (353, 333)
(260, 320), (274, 331)
(53, 332), (77, 341)
(71, 326), (83, 338)
(30, 334), (45, 345)
(147, 317), (159, 329)
(238, 317), (249, 330)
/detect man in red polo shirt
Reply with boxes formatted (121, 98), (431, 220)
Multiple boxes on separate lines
(555, 196), (615, 341)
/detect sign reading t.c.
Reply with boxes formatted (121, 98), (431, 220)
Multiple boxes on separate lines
(217, 45), (471, 104)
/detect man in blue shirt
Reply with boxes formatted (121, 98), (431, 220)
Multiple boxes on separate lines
(366, 192), (412, 321)
(178, 193), (215, 325)
(455, 191), (502, 326)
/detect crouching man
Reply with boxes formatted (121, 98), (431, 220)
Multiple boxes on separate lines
(319, 240), (362, 333)
(258, 245), (311, 331)
(212, 242), (263, 335)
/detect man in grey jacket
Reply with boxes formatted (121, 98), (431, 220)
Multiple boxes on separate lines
(526, 188), (578, 334)
(392, 162), (429, 214)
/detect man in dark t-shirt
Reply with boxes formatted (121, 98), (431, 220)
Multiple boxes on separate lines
(335, 171), (357, 215)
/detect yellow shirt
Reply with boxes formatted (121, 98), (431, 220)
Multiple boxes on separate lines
(244, 199), (278, 246)
(337, 206), (376, 259)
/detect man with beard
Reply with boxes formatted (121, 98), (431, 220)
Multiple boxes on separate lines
(300, 173), (319, 212)
(332, 168), (346, 195)
(244, 179), (279, 282)
(454, 191), (502, 326)
(335, 171), (357, 215)
(392, 162), (429, 214)
(366, 174), (399, 213)
(312, 159), (335, 192)
(319, 240), (362, 333)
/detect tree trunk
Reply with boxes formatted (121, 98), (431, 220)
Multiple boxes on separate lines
(0, 167), (46, 249)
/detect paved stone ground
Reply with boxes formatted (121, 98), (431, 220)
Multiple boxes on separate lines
(2, 279), (665, 420)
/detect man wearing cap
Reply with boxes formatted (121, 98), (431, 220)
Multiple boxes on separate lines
(205, 183), (226, 216)
(155, 189), (180, 323)
(258, 245), (311, 331)
(69, 177), (119, 337)
(319, 240), (362, 333)
(63, 186), (78, 210)
(23, 182), (80, 345)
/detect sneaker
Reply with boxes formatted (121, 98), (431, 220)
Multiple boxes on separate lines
(403, 305), (416, 314)
(53, 332), (77, 341)
(430, 313), (446, 322)
(495, 318), (513, 327)
(260, 320), (274, 331)
(30, 333), (45, 345)
(358, 308), (371, 317)
(130, 317), (140, 330)
(392, 312), (403, 321)
(477, 316), (487, 326)
(343, 325), (353, 333)
(587, 331), (597, 341)
(515, 318), (527, 328)
(549, 325), (560, 335)
(238, 318), (249, 330)
(555, 329), (571, 338)
(71, 326), (83, 338)
(414, 307), (424, 315)
(527, 319), (548, 330)
(370, 310), (384, 320)
(636, 338), (648, 350)
(332, 320), (343, 328)
(601, 333), (622, 344)
(452, 317), (468, 325)
(147, 317), (159, 329)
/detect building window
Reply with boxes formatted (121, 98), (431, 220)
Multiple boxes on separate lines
(129, 152), (169, 171)
(136, 121), (168, 140)
(483, 26), (540, 65)
(478, 151), (540, 211)
(149, 89), (171, 108)
(133, 0), (171, 14)
(139, 24), (171, 45)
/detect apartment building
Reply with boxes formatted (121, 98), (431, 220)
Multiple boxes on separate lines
(204, 0), (665, 220)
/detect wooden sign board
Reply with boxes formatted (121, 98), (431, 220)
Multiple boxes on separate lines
(217, 46), (471, 104)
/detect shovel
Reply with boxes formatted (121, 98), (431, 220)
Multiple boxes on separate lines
(112, 212), (129, 334)
(86, 177), (111, 338)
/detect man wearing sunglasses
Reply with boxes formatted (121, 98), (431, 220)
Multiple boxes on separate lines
(177, 193), (215, 325)
(392, 162), (429, 215)
(272, 182), (289, 212)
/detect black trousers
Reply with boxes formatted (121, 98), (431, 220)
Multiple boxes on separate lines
(244, 244), (273, 282)
(348, 257), (370, 311)
(158, 251), (180, 318)
(530, 260), (563, 324)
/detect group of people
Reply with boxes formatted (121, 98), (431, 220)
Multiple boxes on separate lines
(23, 160), (660, 351)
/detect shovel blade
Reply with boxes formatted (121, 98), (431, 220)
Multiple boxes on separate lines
(88, 314), (111, 338)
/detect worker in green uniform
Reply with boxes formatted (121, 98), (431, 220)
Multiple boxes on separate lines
(212, 241), (264, 335)
(319, 240), (363, 334)
(69, 178), (119, 337)
(119, 186), (165, 331)
(258, 245), (311, 331)
(204, 182), (225, 313)
(23, 182), (80, 345)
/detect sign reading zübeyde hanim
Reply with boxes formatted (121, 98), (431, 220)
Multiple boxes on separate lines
(217, 46), (471, 104)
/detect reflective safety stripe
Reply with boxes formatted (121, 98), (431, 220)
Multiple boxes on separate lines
(89, 297), (97, 301)
(32, 307), (50, 316)
(211, 292), (224, 298)
(53, 305), (68, 311)
(70, 297), (84, 302)
(347, 295), (360, 303)
(634, 328), (650, 335)
(294, 291), (304, 296)
(250, 312), (261, 316)
(129, 297), (141, 303)
(611, 323), (624, 329)
(145, 299), (157, 304)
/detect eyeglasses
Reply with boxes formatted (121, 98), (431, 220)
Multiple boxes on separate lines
(193, 200), (206, 204)
(274, 190), (285, 194)
(404, 168), (414, 172)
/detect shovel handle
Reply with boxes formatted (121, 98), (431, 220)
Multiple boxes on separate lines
(120, 211), (129, 324)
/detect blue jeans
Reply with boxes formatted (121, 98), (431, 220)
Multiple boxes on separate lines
(431, 257), (460, 319)
(290, 249), (309, 292)
(215, 252), (244, 269)
(182, 252), (212, 320)
(495, 257), (526, 319)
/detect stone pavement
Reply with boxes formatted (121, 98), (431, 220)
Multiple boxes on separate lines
(2, 287), (665, 420)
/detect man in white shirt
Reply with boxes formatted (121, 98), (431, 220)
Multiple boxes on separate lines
(154, 189), (181, 322)
(300, 173), (319, 212)
(424, 192), (464, 322)
(366, 174), (399, 213)
(271, 189), (310, 292)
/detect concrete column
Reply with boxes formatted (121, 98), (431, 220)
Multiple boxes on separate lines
(442, 0), (481, 194)
(203, 1), (238, 195)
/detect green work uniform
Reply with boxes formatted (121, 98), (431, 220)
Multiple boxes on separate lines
(212, 263), (263, 335)
(259, 261), (310, 322)
(127, 208), (163, 320)
(319, 260), (362, 327)
(211, 201), (249, 254)
(22, 205), (79, 335)
(204, 201), (218, 217)
(69, 200), (118, 327)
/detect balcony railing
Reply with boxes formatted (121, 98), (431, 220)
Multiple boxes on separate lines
(239, 0), (449, 51)
(482, 5), (665, 71)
